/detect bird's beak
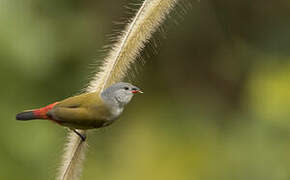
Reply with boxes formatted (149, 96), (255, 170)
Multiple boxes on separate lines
(132, 90), (143, 94)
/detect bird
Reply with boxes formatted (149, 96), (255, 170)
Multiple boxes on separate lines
(16, 82), (143, 141)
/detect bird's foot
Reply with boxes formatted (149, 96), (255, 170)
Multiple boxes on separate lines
(73, 129), (86, 141)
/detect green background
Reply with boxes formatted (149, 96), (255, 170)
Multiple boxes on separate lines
(1, 0), (290, 179)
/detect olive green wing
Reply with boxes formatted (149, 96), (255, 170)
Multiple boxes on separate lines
(54, 93), (90, 108)
(48, 93), (108, 129)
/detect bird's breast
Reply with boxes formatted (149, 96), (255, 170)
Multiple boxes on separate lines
(108, 107), (123, 121)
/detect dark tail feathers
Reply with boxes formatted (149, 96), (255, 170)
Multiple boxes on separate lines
(16, 111), (37, 120)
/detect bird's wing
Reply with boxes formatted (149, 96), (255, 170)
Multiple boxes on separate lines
(54, 93), (89, 108)
(49, 107), (96, 129)
(51, 107), (88, 122)
(47, 93), (108, 129)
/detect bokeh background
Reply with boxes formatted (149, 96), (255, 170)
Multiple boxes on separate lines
(1, 0), (290, 179)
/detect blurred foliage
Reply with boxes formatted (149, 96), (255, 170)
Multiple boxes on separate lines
(1, 0), (290, 179)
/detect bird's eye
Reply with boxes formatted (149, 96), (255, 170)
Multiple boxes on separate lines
(124, 87), (129, 90)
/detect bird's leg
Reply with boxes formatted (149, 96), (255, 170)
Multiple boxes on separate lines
(73, 129), (86, 141)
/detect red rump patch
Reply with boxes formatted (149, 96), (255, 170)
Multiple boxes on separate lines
(33, 102), (59, 119)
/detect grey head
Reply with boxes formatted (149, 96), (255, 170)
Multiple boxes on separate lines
(101, 82), (142, 108)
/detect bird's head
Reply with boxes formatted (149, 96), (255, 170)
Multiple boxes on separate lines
(101, 82), (143, 107)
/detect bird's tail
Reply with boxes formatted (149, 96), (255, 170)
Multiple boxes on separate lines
(16, 102), (58, 120)
(16, 111), (38, 120)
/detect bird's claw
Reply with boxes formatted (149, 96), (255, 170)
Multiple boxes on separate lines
(73, 129), (86, 141)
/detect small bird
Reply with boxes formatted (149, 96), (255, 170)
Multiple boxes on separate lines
(16, 82), (143, 141)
